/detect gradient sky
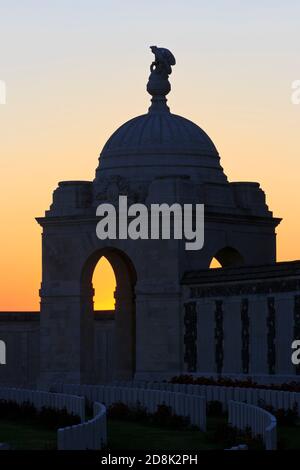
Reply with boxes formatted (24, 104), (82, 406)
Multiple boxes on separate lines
(0, 1), (299, 310)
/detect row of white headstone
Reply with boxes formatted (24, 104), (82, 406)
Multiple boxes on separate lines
(0, 384), (280, 450)
(0, 387), (107, 450)
(57, 402), (107, 450)
(228, 400), (277, 450)
(113, 381), (300, 415)
(54, 383), (207, 432)
(54, 382), (280, 450)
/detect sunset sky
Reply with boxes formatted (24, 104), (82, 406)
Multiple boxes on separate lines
(0, 1), (299, 311)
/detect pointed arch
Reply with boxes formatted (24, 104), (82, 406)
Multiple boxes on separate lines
(209, 246), (244, 268)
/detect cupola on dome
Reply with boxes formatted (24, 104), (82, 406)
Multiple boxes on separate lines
(95, 46), (227, 185)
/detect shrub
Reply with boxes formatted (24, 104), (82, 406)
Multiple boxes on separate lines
(38, 406), (80, 429)
(108, 402), (131, 420)
(258, 400), (298, 427)
(152, 404), (190, 430)
(108, 401), (149, 422)
(0, 399), (80, 429)
(108, 401), (191, 430)
(130, 402), (149, 422)
(0, 400), (36, 421)
(207, 400), (224, 417)
(207, 422), (264, 450)
(208, 422), (238, 447)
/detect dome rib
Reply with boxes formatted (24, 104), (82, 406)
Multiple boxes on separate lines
(100, 112), (218, 158)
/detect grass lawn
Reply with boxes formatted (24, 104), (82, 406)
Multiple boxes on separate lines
(278, 425), (300, 450)
(108, 418), (300, 451)
(1, 417), (225, 451)
(0, 416), (299, 450)
(107, 417), (225, 451)
(0, 420), (57, 450)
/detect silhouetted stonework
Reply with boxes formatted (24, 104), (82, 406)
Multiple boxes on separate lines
(184, 302), (197, 372)
(267, 297), (276, 375)
(2, 48), (300, 387)
(215, 300), (224, 374)
(294, 296), (300, 375)
(189, 279), (300, 298)
(183, 261), (300, 380)
(241, 299), (250, 374)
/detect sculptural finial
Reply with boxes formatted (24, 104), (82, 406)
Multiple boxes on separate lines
(147, 46), (176, 112)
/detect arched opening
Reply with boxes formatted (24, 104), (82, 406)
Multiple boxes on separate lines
(209, 257), (222, 269)
(209, 247), (244, 268)
(81, 248), (136, 382)
(92, 257), (116, 311)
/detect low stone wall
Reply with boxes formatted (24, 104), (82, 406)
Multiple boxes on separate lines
(57, 402), (107, 450)
(54, 383), (207, 431)
(183, 262), (300, 377)
(228, 400), (277, 450)
(0, 387), (85, 422)
(115, 381), (300, 416)
(0, 313), (40, 388)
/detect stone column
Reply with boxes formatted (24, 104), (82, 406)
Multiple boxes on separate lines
(39, 281), (95, 388)
(114, 287), (135, 381)
(134, 284), (182, 381)
(197, 299), (215, 373)
(223, 298), (242, 374)
(249, 297), (268, 375)
(275, 295), (294, 375)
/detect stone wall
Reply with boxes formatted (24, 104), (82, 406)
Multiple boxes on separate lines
(0, 313), (40, 387)
(182, 261), (300, 379)
(1, 260), (300, 387)
(0, 311), (115, 387)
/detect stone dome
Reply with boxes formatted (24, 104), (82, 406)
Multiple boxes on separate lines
(95, 108), (227, 185)
(100, 111), (218, 158)
(94, 46), (227, 186)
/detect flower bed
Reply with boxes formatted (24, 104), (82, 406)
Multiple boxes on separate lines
(170, 375), (300, 392)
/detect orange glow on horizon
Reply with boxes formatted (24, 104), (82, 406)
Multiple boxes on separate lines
(0, 3), (299, 311)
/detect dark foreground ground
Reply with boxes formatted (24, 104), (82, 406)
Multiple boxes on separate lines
(0, 417), (299, 450)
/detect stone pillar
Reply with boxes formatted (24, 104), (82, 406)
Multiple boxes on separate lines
(276, 295), (294, 375)
(183, 302), (197, 373)
(39, 281), (95, 388)
(134, 285), (182, 381)
(197, 299), (215, 373)
(249, 297), (268, 374)
(114, 287), (135, 381)
(223, 298), (242, 374)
